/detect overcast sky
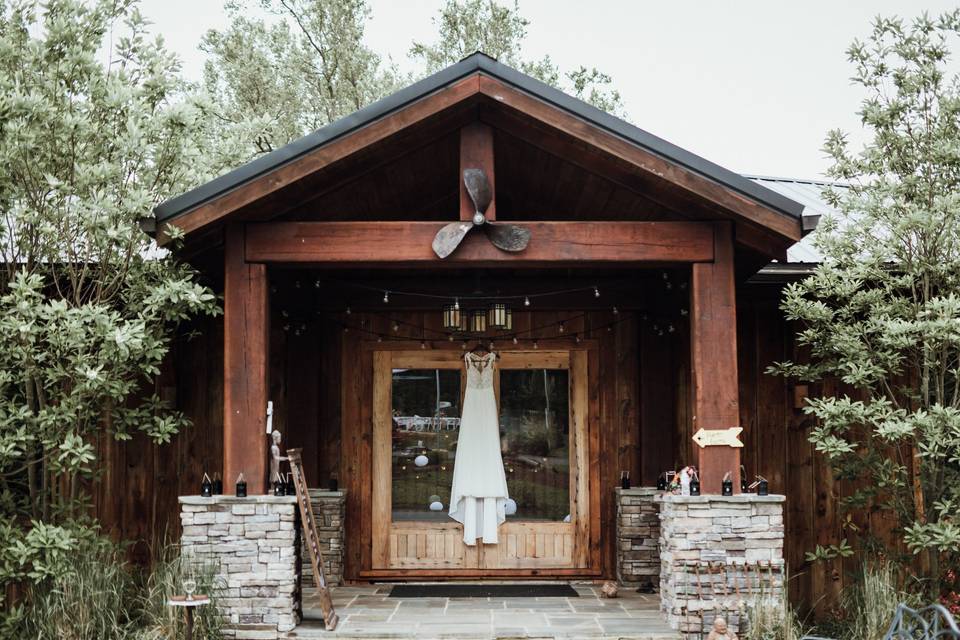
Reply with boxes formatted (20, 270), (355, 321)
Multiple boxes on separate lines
(138, 0), (960, 180)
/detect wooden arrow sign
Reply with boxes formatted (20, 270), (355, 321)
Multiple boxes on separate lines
(692, 427), (744, 449)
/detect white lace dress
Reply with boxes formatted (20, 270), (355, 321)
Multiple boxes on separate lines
(448, 352), (509, 545)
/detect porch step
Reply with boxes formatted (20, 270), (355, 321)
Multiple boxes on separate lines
(284, 621), (679, 639)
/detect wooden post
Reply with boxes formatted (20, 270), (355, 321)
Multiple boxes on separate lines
(224, 224), (269, 494)
(459, 122), (495, 221)
(690, 222), (741, 494)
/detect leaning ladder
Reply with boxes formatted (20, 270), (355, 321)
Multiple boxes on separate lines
(287, 448), (339, 631)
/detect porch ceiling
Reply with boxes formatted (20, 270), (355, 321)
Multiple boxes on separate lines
(154, 53), (804, 260)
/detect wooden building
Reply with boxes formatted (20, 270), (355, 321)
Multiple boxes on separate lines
(108, 53), (865, 606)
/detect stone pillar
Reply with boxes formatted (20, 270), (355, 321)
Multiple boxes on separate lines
(299, 489), (346, 588)
(615, 488), (660, 591)
(655, 494), (785, 638)
(180, 495), (300, 639)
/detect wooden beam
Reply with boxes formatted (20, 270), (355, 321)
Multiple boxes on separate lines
(224, 224), (270, 494)
(690, 222), (741, 494)
(476, 76), (803, 243)
(244, 221), (714, 265)
(460, 122), (496, 221)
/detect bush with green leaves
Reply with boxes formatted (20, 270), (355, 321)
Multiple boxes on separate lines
(771, 11), (960, 593)
(0, 0), (220, 612)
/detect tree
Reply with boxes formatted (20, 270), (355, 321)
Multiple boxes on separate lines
(410, 0), (625, 116)
(771, 12), (960, 592)
(201, 0), (626, 165)
(0, 0), (218, 594)
(200, 0), (402, 163)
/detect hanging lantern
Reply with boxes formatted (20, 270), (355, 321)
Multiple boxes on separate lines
(488, 303), (510, 329)
(442, 304), (461, 330)
(470, 309), (487, 333)
(458, 313), (470, 333)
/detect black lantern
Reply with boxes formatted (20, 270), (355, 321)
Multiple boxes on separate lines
(469, 309), (487, 333)
(329, 474), (339, 492)
(656, 473), (667, 491)
(620, 470), (630, 490)
(488, 303), (511, 330)
(236, 473), (247, 498)
(442, 304), (462, 330)
(213, 472), (223, 495)
(273, 474), (285, 496)
(757, 477), (769, 496)
(200, 473), (213, 497)
(690, 477), (701, 496)
(722, 479), (734, 496)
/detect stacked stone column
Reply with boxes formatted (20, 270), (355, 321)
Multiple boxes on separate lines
(299, 489), (346, 588)
(654, 494), (785, 638)
(180, 495), (300, 639)
(615, 488), (661, 591)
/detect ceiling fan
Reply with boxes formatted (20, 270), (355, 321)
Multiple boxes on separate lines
(431, 168), (531, 259)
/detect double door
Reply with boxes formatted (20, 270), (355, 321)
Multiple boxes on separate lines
(370, 348), (594, 572)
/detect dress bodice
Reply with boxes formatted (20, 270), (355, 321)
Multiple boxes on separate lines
(464, 352), (496, 390)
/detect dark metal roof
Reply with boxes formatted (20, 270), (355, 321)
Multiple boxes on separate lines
(155, 52), (806, 225)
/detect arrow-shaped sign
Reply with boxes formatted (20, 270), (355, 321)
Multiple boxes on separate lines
(692, 427), (744, 449)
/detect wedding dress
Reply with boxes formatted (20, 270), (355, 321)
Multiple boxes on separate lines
(448, 351), (509, 545)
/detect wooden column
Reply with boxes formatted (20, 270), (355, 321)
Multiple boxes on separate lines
(459, 122), (495, 221)
(690, 222), (741, 494)
(224, 224), (269, 494)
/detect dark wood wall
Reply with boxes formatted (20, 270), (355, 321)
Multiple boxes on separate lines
(93, 283), (876, 611)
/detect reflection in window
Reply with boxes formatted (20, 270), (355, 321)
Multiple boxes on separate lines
(500, 369), (570, 522)
(391, 369), (461, 521)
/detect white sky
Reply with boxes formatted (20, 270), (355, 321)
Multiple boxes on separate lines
(139, 0), (960, 180)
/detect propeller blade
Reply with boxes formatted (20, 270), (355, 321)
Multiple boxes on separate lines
(463, 168), (492, 216)
(484, 222), (531, 253)
(432, 221), (473, 259)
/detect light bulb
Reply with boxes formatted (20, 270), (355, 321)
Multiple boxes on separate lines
(613, 306), (619, 315)
(488, 341), (494, 351)
(594, 286), (600, 298)
(383, 291), (390, 303)
(392, 322), (399, 332)
(524, 296), (530, 307)
(454, 298), (459, 310)
(345, 306), (351, 315)
(559, 322), (565, 333)
(575, 334), (581, 344)
(420, 341), (427, 349)
(533, 340), (539, 349)
(512, 337), (518, 344)
(448, 334), (454, 342)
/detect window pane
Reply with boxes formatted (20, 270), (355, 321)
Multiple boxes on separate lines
(499, 369), (570, 522)
(391, 368), (461, 521)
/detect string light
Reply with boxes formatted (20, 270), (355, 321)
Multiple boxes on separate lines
(448, 334), (454, 342)
(512, 337), (519, 344)
(462, 340), (468, 350)
(613, 306), (619, 315)
(575, 334), (582, 344)
(454, 298), (460, 310)
(533, 340), (539, 349)
(295, 280), (301, 288)
(558, 321), (565, 333)
(524, 296), (530, 307)
(314, 280), (321, 288)
(392, 322), (399, 332)
(377, 335), (383, 343)
(420, 341), (427, 349)
(488, 341), (495, 351)
(383, 290), (390, 303)
(594, 286), (600, 298)
(345, 306), (352, 315)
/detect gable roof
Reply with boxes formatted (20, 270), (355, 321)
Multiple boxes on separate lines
(155, 52), (806, 244)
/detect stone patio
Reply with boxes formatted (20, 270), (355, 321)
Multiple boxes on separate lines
(284, 584), (678, 639)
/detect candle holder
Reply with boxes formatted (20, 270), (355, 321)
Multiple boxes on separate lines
(620, 470), (630, 490)
(213, 473), (223, 496)
(235, 473), (247, 498)
(200, 473), (213, 498)
(748, 475), (769, 496)
(273, 473), (285, 496)
(656, 472), (667, 491)
(721, 471), (733, 496)
(329, 474), (339, 492)
(285, 473), (296, 496)
(690, 476), (701, 496)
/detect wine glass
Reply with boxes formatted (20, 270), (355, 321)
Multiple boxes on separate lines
(182, 577), (197, 601)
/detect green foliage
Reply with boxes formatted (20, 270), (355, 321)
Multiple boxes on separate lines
(0, 0), (219, 611)
(201, 0), (626, 165)
(410, 0), (625, 116)
(6, 536), (223, 640)
(771, 11), (960, 589)
(743, 576), (808, 640)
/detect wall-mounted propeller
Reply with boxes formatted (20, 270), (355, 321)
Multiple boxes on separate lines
(432, 168), (531, 259)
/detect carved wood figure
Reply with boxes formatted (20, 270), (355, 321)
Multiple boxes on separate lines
(270, 430), (288, 484)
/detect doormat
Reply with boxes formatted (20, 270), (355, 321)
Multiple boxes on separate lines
(388, 584), (578, 598)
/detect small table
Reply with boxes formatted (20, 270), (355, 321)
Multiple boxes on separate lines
(168, 595), (210, 640)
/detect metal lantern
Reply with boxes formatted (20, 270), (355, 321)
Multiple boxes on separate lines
(488, 303), (511, 329)
(458, 312), (470, 333)
(442, 304), (461, 330)
(469, 309), (487, 333)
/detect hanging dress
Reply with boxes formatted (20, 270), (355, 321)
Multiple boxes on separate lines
(448, 351), (509, 545)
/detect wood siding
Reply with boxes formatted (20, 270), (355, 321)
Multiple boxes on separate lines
(94, 284), (868, 612)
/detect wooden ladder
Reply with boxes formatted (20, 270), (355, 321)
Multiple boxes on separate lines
(288, 448), (339, 631)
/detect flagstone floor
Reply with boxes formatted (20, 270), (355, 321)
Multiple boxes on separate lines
(284, 583), (679, 639)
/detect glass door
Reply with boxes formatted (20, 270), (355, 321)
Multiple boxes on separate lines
(371, 349), (591, 573)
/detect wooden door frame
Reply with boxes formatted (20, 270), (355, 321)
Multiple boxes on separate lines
(361, 341), (601, 578)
